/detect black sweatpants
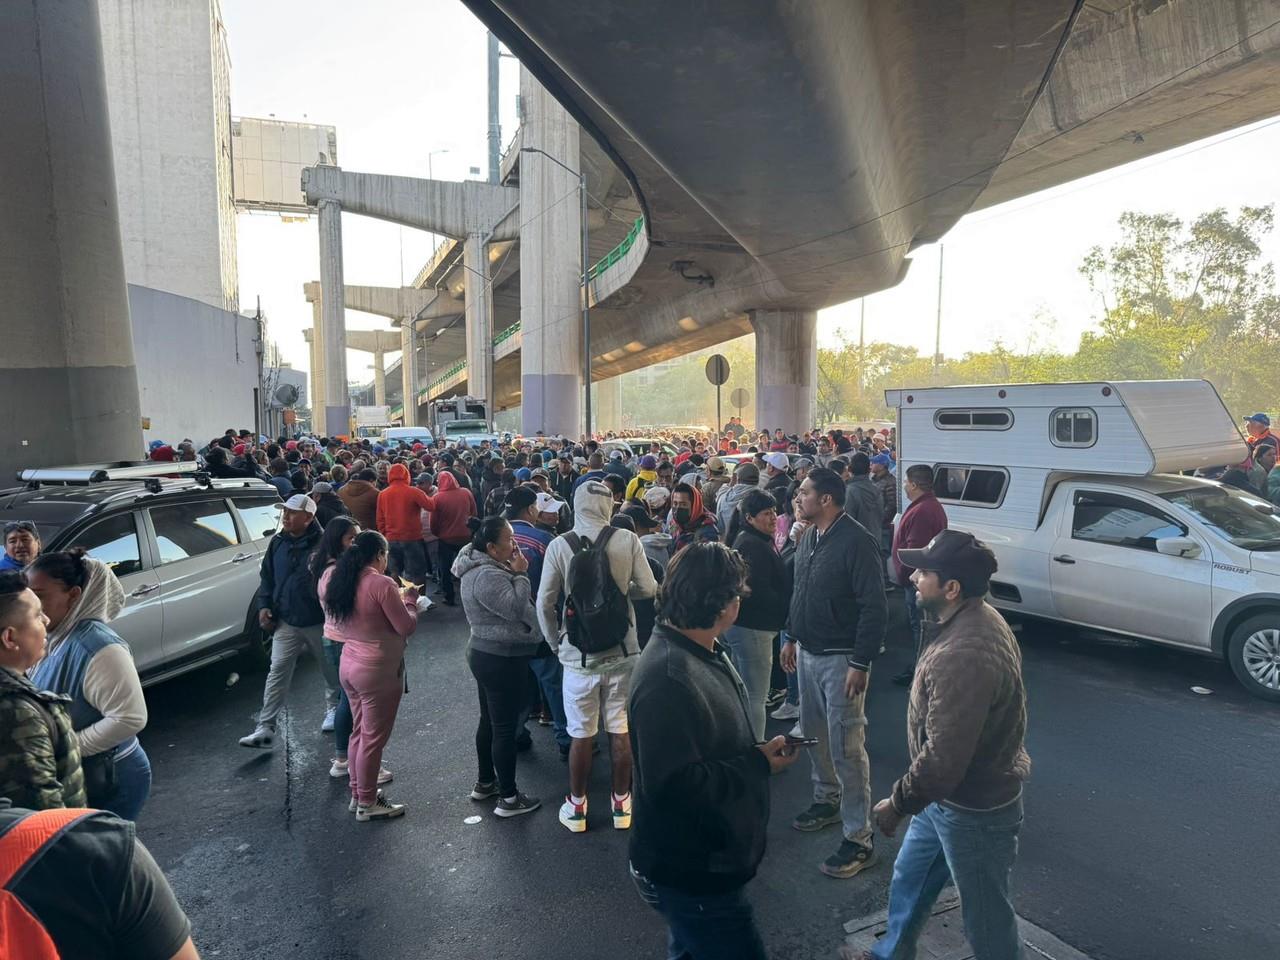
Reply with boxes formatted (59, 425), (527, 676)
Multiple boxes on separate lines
(467, 647), (533, 797)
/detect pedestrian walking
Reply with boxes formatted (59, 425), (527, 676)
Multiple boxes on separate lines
(859, 531), (1030, 960)
(0, 570), (86, 811)
(27, 550), (149, 820)
(319, 532), (420, 821)
(454, 517), (543, 818)
(781, 467), (887, 878)
(239, 495), (338, 749)
(629, 543), (800, 960)
(891, 465), (948, 686)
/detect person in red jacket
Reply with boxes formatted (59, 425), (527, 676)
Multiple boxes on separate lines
(376, 463), (435, 587)
(430, 470), (477, 606)
(890, 464), (948, 686)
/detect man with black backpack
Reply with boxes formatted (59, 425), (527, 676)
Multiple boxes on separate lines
(536, 481), (657, 835)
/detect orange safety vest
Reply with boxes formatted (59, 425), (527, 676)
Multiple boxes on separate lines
(0, 808), (95, 959)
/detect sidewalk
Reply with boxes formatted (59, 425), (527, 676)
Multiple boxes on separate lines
(842, 892), (1093, 959)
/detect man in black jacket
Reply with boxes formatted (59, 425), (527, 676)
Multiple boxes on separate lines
(238, 495), (334, 749)
(629, 543), (798, 960)
(781, 467), (887, 878)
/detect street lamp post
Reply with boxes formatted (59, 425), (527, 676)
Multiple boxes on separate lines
(521, 146), (590, 439)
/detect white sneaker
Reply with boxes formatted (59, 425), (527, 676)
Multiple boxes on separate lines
(321, 707), (336, 732)
(377, 765), (393, 785)
(331, 761), (392, 784)
(355, 795), (406, 821)
(238, 726), (274, 749)
(612, 793), (632, 830)
(771, 701), (800, 721)
(349, 789), (386, 812)
(789, 722), (803, 738)
(559, 796), (588, 833)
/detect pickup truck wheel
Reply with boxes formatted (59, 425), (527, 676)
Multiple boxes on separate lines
(1226, 614), (1280, 702)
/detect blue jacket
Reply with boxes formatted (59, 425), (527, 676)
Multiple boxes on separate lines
(0, 554), (21, 572)
(256, 522), (323, 626)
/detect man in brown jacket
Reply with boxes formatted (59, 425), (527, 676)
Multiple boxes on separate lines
(860, 530), (1030, 960)
(338, 468), (380, 530)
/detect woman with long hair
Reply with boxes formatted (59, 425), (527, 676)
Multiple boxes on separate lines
(27, 549), (149, 819)
(309, 517), (390, 786)
(318, 531), (419, 821)
(452, 516), (542, 818)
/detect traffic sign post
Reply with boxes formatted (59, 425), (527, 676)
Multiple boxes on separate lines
(729, 387), (750, 425)
(705, 354), (730, 443)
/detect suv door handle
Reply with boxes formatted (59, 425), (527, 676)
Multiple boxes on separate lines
(230, 552), (254, 563)
(1052, 554), (1076, 565)
(130, 583), (160, 597)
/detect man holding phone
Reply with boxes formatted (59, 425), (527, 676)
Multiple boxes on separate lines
(628, 543), (799, 960)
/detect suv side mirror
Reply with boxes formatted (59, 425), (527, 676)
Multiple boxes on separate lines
(1156, 536), (1201, 559)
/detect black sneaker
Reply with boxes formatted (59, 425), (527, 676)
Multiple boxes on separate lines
(765, 688), (786, 710)
(820, 839), (876, 878)
(515, 732), (534, 753)
(792, 802), (842, 832)
(493, 793), (541, 818)
(891, 669), (915, 687)
(469, 780), (499, 801)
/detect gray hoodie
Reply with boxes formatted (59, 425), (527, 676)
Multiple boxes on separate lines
(714, 482), (755, 535)
(452, 543), (542, 657)
(536, 481), (657, 672)
(639, 531), (674, 569)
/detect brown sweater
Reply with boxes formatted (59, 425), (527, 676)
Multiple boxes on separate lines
(891, 597), (1030, 816)
(338, 480), (379, 531)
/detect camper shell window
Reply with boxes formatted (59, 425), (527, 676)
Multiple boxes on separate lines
(933, 408), (1013, 430)
(932, 464), (1009, 508)
(1051, 408), (1097, 448)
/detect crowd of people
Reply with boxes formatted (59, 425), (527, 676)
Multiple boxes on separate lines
(0, 419), (1033, 960)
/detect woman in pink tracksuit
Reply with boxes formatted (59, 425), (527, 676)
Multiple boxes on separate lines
(318, 531), (420, 822)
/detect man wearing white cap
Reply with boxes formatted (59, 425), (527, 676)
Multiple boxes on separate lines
(239, 495), (337, 749)
(763, 452), (792, 509)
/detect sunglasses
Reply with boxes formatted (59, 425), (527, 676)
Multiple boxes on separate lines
(3, 521), (38, 536)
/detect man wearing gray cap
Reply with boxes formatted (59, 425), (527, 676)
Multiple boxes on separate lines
(860, 530), (1029, 960)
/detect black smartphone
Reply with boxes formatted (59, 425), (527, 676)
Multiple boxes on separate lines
(783, 735), (820, 747)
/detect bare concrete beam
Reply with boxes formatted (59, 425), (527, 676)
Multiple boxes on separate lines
(304, 328), (400, 354)
(301, 165), (520, 241)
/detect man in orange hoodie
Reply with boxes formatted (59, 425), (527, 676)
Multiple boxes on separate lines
(377, 463), (435, 586)
(430, 470), (477, 606)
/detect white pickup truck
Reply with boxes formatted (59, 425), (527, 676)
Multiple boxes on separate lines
(888, 380), (1280, 701)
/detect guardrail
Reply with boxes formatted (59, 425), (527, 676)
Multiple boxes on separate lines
(587, 216), (644, 282)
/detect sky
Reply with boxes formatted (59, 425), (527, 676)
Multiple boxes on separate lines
(224, 0), (1280, 383)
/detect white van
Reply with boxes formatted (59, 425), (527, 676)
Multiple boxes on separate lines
(382, 426), (434, 448)
(887, 380), (1280, 701)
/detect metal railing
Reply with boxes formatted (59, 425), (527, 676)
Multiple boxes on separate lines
(587, 216), (644, 282)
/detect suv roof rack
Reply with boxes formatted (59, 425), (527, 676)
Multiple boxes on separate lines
(19, 461), (201, 485)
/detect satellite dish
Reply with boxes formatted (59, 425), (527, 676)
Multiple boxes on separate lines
(274, 384), (299, 406)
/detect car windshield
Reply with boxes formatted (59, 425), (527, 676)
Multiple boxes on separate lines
(1161, 486), (1280, 550)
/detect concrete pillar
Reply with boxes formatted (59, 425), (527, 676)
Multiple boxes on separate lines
(400, 321), (420, 427)
(309, 297), (326, 414)
(519, 66), (583, 438)
(749, 309), (817, 434)
(371, 350), (387, 407)
(317, 199), (349, 436)
(464, 232), (493, 407)
(0, 0), (143, 477)
(596, 375), (623, 434)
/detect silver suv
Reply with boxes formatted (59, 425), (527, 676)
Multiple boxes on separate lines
(2, 461), (281, 685)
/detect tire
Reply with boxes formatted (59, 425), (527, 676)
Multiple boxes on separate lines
(1226, 613), (1280, 703)
(240, 605), (273, 671)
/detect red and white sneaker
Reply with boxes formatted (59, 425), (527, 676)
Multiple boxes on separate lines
(558, 795), (588, 833)
(612, 792), (632, 830)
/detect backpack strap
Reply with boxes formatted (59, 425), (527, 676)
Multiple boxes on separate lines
(564, 532), (582, 553)
(0, 808), (95, 888)
(595, 526), (616, 549)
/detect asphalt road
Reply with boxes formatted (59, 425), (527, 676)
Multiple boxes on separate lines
(137, 595), (1280, 960)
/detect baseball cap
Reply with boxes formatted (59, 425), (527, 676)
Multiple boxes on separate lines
(707, 456), (727, 475)
(764, 452), (789, 470)
(609, 449), (624, 460)
(515, 467), (532, 481)
(639, 454), (658, 470)
(870, 453), (892, 466)
(311, 481), (333, 495)
(535, 491), (560, 514)
(275, 494), (317, 515)
(530, 467), (548, 479)
(897, 530), (997, 592)
(1244, 413), (1271, 426)
(735, 462), (760, 484)
(620, 503), (660, 530)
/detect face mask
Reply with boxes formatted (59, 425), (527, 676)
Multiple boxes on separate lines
(673, 507), (692, 526)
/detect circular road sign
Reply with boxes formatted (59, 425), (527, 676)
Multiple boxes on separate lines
(729, 387), (750, 409)
(705, 354), (731, 386)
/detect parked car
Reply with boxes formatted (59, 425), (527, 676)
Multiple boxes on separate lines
(1, 461), (282, 686)
(602, 437), (679, 459)
(382, 426), (434, 448)
(888, 379), (1280, 701)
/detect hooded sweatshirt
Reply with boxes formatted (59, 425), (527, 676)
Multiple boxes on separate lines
(451, 543), (542, 657)
(625, 469), (658, 502)
(338, 478), (380, 530)
(430, 470), (478, 545)
(536, 481), (658, 673)
(639, 531), (674, 571)
(376, 463), (436, 541)
(714, 482), (756, 535)
(667, 487), (719, 553)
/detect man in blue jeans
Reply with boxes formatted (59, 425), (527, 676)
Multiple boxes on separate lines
(856, 530), (1031, 960)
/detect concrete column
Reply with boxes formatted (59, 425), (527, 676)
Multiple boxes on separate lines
(463, 232), (493, 407)
(0, 0), (143, 476)
(749, 309), (817, 434)
(309, 297), (326, 414)
(371, 350), (387, 407)
(596, 375), (623, 434)
(519, 66), (583, 438)
(317, 199), (349, 436)
(400, 321), (420, 426)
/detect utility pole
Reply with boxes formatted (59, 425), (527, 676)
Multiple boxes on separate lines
(253, 296), (265, 442)
(933, 245), (945, 382)
(487, 33), (501, 184)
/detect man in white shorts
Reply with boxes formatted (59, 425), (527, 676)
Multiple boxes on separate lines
(538, 481), (657, 834)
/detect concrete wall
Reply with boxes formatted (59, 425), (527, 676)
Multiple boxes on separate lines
(98, 0), (238, 311)
(129, 285), (258, 447)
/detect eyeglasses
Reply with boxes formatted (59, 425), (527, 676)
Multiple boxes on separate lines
(3, 521), (38, 536)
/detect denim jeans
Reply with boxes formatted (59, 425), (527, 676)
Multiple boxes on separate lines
(93, 743), (152, 821)
(903, 582), (923, 666)
(871, 798), (1024, 960)
(722, 626), (774, 741)
(388, 539), (427, 585)
(323, 638), (353, 758)
(527, 654), (570, 752)
(629, 864), (767, 960)
(796, 647), (872, 844)
(255, 622), (340, 729)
